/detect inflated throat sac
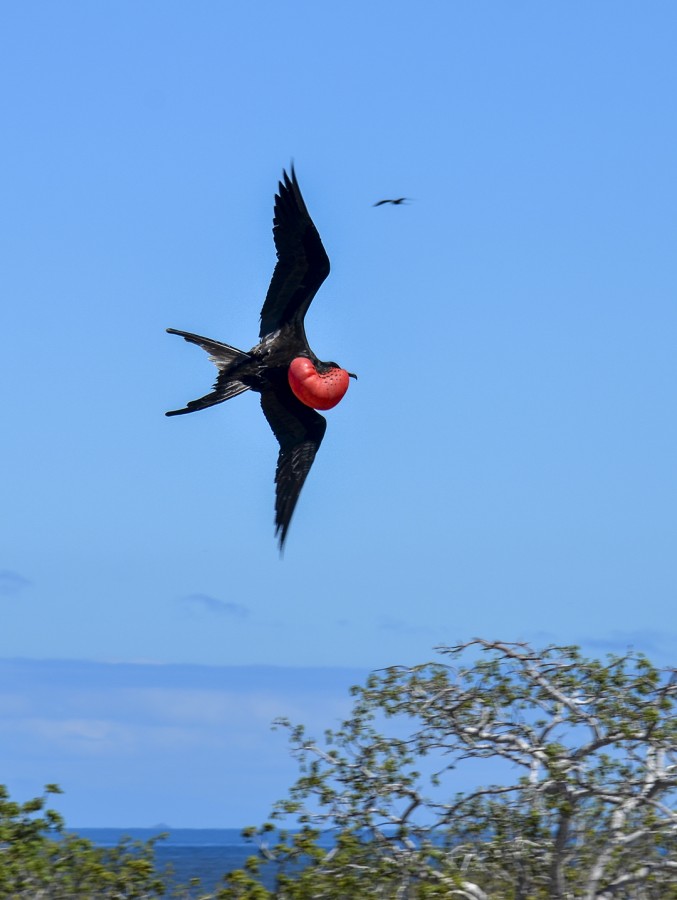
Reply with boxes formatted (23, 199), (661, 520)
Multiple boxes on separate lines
(288, 357), (350, 410)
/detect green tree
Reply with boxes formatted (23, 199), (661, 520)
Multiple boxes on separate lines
(0, 783), (170, 899)
(218, 640), (677, 900)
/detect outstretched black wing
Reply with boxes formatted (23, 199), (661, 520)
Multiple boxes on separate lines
(260, 387), (327, 550)
(259, 166), (330, 340)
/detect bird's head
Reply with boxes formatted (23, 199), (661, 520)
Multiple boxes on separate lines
(288, 357), (356, 410)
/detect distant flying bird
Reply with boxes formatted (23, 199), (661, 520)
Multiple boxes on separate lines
(373, 197), (411, 206)
(166, 166), (355, 551)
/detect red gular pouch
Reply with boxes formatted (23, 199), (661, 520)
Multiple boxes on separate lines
(288, 357), (351, 410)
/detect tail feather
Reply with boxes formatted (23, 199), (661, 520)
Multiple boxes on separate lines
(166, 327), (253, 416)
(166, 376), (250, 416)
(166, 328), (251, 369)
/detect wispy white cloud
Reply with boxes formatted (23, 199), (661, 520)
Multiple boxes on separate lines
(377, 615), (435, 636)
(0, 569), (31, 597)
(577, 630), (677, 661)
(0, 658), (366, 826)
(179, 593), (249, 618)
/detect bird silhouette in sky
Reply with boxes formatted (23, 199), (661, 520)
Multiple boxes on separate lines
(166, 166), (355, 551)
(373, 197), (411, 206)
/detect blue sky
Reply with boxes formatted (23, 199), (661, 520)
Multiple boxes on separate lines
(2, 1), (676, 826)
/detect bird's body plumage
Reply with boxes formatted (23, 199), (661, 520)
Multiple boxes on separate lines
(167, 167), (353, 550)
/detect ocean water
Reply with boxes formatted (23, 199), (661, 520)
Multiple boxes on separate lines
(77, 827), (317, 896)
(79, 828), (268, 894)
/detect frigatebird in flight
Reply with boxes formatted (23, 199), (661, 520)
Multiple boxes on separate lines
(373, 197), (411, 206)
(166, 166), (355, 551)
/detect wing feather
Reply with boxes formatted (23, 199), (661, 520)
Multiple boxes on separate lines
(259, 166), (330, 339)
(260, 387), (327, 550)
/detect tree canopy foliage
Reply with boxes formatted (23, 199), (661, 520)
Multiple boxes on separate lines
(0, 784), (168, 899)
(220, 639), (677, 900)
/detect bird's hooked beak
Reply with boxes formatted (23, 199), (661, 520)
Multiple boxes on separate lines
(348, 371), (358, 380)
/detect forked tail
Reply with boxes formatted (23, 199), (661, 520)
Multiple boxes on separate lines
(165, 328), (253, 416)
